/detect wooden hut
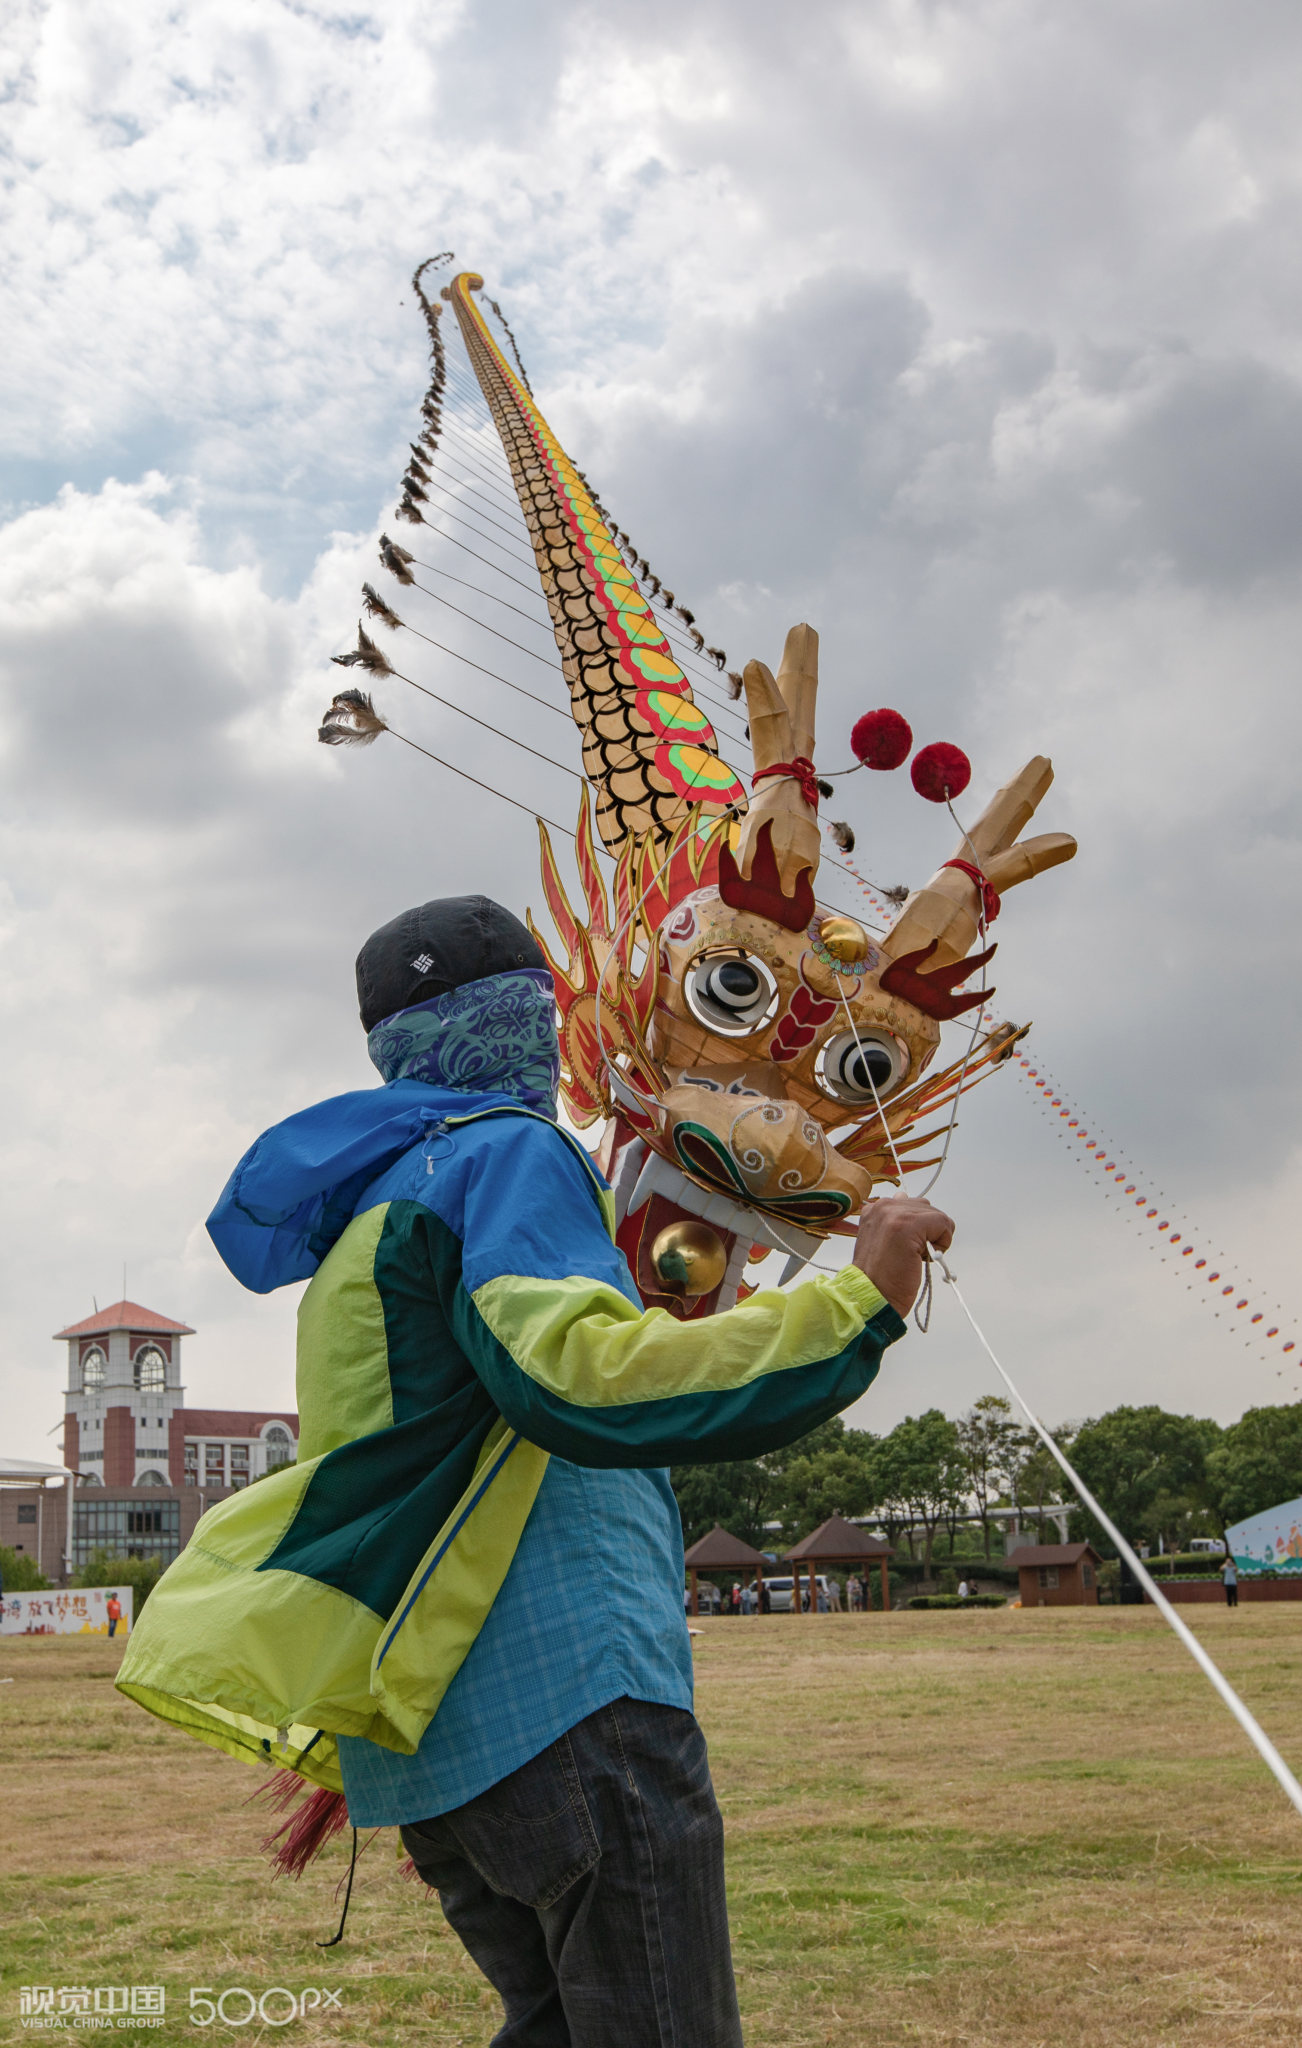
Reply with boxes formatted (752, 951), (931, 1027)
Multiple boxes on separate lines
(1011, 1541), (1100, 1607)
(682, 1524), (767, 1616)
(785, 1513), (893, 1613)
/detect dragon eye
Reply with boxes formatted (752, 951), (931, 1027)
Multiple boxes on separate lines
(685, 950), (779, 1036)
(816, 1029), (909, 1104)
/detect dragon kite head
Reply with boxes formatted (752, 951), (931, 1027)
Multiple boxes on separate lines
(529, 617), (1075, 1317)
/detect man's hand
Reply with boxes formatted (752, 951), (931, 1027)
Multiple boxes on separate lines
(852, 1197), (955, 1318)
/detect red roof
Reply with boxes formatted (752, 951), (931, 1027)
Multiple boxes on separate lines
(178, 1409), (298, 1437)
(786, 1513), (893, 1561)
(1009, 1543), (1099, 1568)
(683, 1524), (767, 1569)
(53, 1299), (196, 1339)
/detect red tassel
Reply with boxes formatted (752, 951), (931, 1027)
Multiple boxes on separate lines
(246, 1767), (309, 1817)
(253, 1781), (351, 1880)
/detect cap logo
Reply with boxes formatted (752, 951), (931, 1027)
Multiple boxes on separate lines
(410, 953), (436, 973)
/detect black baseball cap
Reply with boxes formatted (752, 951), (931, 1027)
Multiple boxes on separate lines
(356, 894), (546, 1032)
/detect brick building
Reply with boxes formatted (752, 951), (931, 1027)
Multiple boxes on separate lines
(1012, 1541), (1101, 1607)
(2, 1301), (299, 1587)
(58, 1300), (297, 1494)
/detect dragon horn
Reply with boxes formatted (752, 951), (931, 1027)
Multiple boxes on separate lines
(882, 757), (1077, 970)
(726, 624), (822, 928)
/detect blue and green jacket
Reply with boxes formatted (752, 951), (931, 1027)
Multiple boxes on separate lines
(117, 1016), (904, 1793)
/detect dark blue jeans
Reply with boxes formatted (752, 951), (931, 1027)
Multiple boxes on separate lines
(400, 1697), (743, 2047)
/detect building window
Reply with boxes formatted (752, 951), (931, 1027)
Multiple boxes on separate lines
(135, 1468), (169, 1486)
(1037, 1567), (1060, 1589)
(264, 1425), (293, 1469)
(1082, 1565), (1094, 1588)
(82, 1347), (106, 1391)
(183, 1443), (199, 1488)
(17, 1504), (36, 1525)
(134, 1345), (167, 1392)
(73, 1497), (181, 1567)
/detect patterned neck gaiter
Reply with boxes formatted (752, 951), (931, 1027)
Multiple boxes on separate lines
(366, 968), (561, 1119)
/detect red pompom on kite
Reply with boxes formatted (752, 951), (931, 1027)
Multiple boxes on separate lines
(911, 741), (971, 803)
(850, 707), (912, 770)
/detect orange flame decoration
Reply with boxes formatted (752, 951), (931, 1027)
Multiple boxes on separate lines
(829, 1019), (1029, 1208)
(529, 795), (723, 1130)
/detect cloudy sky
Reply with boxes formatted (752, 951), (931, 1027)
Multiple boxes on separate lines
(5, 0), (1302, 1463)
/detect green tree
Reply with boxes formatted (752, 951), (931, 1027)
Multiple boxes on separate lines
(875, 1410), (964, 1573)
(957, 1396), (1021, 1558)
(1141, 1489), (1219, 1552)
(0, 1543), (50, 1591)
(72, 1548), (164, 1615)
(777, 1434), (878, 1540)
(670, 1459), (775, 1550)
(1063, 1406), (1222, 1557)
(1205, 1406), (1302, 1529)
(671, 1416), (881, 1550)
(1012, 1430), (1076, 1543)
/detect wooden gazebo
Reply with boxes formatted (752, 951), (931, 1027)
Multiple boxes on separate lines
(683, 1524), (767, 1616)
(785, 1513), (893, 1613)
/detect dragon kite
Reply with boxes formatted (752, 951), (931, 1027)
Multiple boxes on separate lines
(337, 266), (1077, 1318)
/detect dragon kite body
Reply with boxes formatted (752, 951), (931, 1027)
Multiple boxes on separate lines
(352, 267), (1079, 1319)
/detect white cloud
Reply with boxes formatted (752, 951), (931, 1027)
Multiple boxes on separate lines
(4, 0), (1302, 1459)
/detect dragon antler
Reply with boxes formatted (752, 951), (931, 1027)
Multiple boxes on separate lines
(882, 757), (1076, 971)
(717, 623), (822, 932)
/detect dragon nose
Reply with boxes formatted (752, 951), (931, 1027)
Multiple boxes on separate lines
(662, 1084), (830, 1198)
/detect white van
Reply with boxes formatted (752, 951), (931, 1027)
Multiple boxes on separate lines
(761, 1575), (833, 1613)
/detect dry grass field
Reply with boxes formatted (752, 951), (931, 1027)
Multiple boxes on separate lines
(4, 1608), (1302, 2046)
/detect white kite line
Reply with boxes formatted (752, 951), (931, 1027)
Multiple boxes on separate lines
(932, 1252), (1302, 1821)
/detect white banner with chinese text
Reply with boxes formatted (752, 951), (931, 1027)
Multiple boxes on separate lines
(2, 1586), (134, 1634)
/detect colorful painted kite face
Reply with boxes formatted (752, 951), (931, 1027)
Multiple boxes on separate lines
(526, 619), (1077, 1314)
(655, 885), (941, 1134)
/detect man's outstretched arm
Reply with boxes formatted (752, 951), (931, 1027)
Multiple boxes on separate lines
(451, 1127), (953, 1468)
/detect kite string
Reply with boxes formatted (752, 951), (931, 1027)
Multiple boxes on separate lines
(933, 1251), (1302, 1820)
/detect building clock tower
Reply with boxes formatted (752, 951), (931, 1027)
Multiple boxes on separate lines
(56, 1299), (298, 1500)
(58, 1301), (194, 1488)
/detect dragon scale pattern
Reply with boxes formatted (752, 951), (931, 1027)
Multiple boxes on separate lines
(445, 273), (745, 857)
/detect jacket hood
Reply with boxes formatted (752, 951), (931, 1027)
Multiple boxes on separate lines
(207, 1079), (528, 1295)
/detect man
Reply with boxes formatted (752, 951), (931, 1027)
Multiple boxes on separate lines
(106, 1593), (122, 1639)
(194, 894), (952, 2047)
